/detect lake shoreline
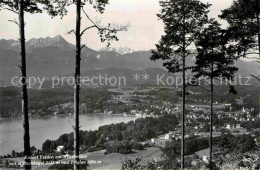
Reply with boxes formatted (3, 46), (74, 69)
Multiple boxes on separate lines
(0, 114), (135, 155)
(0, 112), (136, 120)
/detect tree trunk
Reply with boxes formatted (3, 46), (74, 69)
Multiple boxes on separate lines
(257, 0), (260, 58)
(209, 60), (214, 170)
(181, 51), (186, 170)
(18, 0), (31, 169)
(74, 0), (81, 169)
(181, 1), (186, 169)
(210, 77), (213, 170)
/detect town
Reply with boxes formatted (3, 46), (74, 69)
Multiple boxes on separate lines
(1, 84), (259, 169)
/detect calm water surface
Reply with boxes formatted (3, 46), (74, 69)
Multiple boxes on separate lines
(0, 114), (135, 155)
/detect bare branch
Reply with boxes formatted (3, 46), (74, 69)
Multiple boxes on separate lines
(81, 44), (86, 49)
(250, 74), (260, 82)
(67, 29), (76, 35)
(81, 7), (129, 33)
(3, 7), (18, 14)
(8, 19), (19, 25)
(99, 22), (129, 32)
(18, 65), (22, 71)
(81, 25), (96, 36)
(82, 7), (100, 29)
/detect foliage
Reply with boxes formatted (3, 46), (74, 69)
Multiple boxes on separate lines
(151, 0), (211, 73)
(162, 137), (209, 158)
(0, 0), (68, 16)
(42, 114), (178, 153)
(219, 0), (260, 59)
(105, 140), (132, 154)
(193, 19), (238, 83)
(214, 134), (256, 154)
(0, 87), (114, 118)
(121, 156), (143, 170)
(160, 137), (209, 169)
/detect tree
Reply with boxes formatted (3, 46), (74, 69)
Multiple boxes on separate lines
(193, 20), (238, 169)
(0, 1), (67, 169)
(11, 150), (16, 157)
(220, 0), (260, 80)
(150, 0), (210, 168)
(64, 1), (128, 169)
(122, 156), (142, 170)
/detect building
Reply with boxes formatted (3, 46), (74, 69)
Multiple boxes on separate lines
(226, 124), (231, 129)
(202, 156), (209, 164)
(165, 132), (174, 140)
(57, 145), (64, 153)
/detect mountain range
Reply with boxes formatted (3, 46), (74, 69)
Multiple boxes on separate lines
(0, 35), (259, 86)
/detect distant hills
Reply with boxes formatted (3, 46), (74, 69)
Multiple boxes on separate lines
(0, 35), (259, 86)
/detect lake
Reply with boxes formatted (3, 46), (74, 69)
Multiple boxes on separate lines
(0, 114), (135, 155)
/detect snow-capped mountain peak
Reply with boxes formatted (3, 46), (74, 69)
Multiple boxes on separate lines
(99, 47), (134, 54)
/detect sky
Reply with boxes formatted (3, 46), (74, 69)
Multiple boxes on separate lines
(0, 0), (233, 51)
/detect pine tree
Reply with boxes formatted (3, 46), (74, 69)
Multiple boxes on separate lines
(0, 1), (67, 169)
(193, 20), (238, 169)
(150, 0), (210, 168)
(65, 1), (128, 169)
(220, 0), (260, 75)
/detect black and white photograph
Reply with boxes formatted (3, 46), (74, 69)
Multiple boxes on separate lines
(0, 0), (259, 169)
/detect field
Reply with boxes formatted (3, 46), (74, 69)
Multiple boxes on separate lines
(87, 147), (163, 169)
